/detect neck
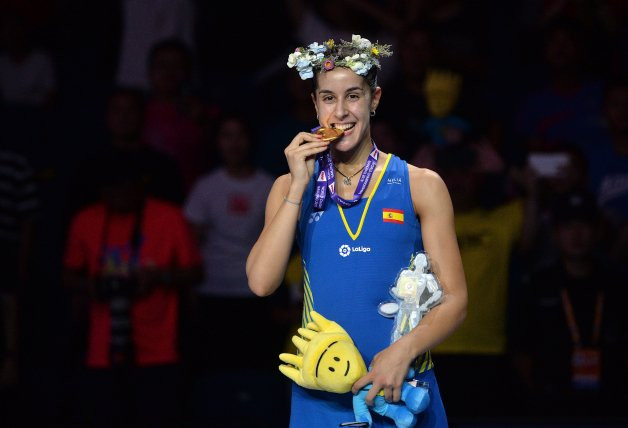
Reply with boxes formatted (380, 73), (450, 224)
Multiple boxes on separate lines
(332, 135), (374, 170)
(562, 256), (593, 278)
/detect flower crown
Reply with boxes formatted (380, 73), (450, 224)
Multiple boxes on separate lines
(287, 34), (393, 80)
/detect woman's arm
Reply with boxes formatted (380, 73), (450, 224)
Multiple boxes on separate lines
(246, 132), (330, 296)
(246, 174), (301, 296)
(352, 166), (468, 404)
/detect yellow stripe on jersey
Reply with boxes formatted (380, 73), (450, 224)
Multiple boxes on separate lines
(302, 266), (314, 327)
(412, 351), (433, 374)
(337, 153), (392, 241)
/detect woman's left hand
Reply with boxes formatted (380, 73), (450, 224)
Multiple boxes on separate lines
(351, 339), (415, 405)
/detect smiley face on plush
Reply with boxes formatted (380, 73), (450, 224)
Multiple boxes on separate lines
(279, 311), (367, 393)
(279, 311), (430, 427)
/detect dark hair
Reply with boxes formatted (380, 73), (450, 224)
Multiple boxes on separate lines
(147, 38), (193, 73)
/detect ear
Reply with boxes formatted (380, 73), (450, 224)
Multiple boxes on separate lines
(370, 86), (382, 113)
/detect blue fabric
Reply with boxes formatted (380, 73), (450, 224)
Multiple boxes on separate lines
(290, 368), (447, 427)
(292, 154), (447, 427)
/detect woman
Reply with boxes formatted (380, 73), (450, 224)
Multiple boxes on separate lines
(247, 35), (467, 427)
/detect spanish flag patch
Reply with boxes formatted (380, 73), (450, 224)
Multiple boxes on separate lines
(382, 208), (404, 224)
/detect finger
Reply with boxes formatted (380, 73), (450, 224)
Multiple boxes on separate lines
(288, 132), (322, 149)
(279, 353), (303, 368)
(383, 386), (393, 403)
(293, 146), (330, 160)
(278, 364), (301, 384)
(297, 327), (317, 341)
(365, 383), (380, 406)
(351, 372), (374, 395)
(285, 140), (329, 157)
(298, 135), (325, 146)
(392, 385), (401, 403)
(292, 335), (308, 354)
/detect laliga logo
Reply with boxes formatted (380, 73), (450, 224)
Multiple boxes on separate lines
(339, 244), (351, 257)
(338, 244), (371, 257)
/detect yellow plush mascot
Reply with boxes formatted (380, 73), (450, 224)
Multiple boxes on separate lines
(279, 311), (429, 427)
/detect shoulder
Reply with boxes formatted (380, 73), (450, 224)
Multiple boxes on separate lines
(407, 164), (445, 189)
(406, 164), (452, 217)
(407, 164), (448, 200)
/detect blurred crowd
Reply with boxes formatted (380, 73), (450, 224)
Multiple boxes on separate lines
(0, 1), (627, 427)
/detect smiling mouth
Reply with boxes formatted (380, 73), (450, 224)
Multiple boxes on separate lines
(344, 360), (350, 376)
(330, 123), (356, 132)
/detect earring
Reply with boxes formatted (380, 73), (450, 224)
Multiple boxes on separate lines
(370, 110), (376, 117)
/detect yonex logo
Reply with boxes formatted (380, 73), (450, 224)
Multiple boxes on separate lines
(308, 211), (325, 224)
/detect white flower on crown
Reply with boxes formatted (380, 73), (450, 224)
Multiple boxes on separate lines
(349, 61), (365, 72)
(287, 34), (392, 80)
(287, 51), (302, 68)
(352, 34), (372, 49)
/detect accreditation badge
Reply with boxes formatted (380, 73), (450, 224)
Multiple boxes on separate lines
(571, 347), (601, 390)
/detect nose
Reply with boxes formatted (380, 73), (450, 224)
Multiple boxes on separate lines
(333, 98), (349, 120)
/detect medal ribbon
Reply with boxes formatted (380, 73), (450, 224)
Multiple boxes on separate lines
(560, 288), (604, 347)
(311, 127), (379, 211)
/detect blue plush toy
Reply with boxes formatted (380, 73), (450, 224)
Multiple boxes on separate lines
(351, 368), (430, 428)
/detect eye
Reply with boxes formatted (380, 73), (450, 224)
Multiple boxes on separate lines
(347, 93), (360, 100)
(328, 367), (335, 372)
(333, 357), (340, 362)
(322, 95), (335, 103)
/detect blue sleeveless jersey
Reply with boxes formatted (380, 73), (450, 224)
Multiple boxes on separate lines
(292, 154), (447, 427)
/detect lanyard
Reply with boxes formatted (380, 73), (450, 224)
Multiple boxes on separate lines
(560, 288), (604, 348)
(313, 142), (379, 211)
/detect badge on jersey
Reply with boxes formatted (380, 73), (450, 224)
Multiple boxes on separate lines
(382, 208), (404, 224)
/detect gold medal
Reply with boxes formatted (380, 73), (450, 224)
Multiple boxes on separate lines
(315, 127), (344, 142)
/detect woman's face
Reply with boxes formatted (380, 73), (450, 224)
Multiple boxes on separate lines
(312, 67), (381, 153)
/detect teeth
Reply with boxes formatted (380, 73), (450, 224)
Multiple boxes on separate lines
(332, 123), (355, 131)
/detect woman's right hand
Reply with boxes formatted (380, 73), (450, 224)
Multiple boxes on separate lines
(284, 131), (330, 191)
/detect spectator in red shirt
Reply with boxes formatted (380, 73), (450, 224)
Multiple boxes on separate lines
(63, 152), (201, 427)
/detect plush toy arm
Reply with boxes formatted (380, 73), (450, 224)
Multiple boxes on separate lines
(358, 383), (419, 428)
(401, 382), (430, 415)
(352, 389), (373, 426)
